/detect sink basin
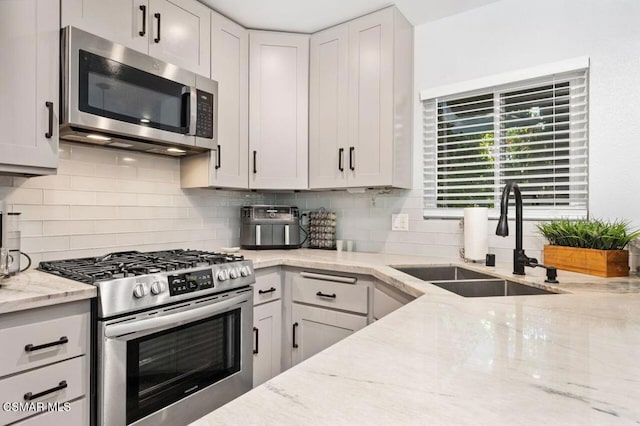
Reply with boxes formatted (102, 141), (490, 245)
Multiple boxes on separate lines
(430, 279), (557, 297)
(393, 266), (496, 281)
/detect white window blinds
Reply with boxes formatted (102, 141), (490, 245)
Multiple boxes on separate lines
(422, 69), (588, 219)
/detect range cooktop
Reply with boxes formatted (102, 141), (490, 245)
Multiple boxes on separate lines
(38, 249), (255, 318)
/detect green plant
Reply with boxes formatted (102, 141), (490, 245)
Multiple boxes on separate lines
(537, 219), (640, 250)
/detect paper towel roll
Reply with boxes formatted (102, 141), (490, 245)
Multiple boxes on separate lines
(463, 207), (488, 261)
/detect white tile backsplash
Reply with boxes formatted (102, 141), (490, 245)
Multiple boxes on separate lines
(0, 142), (271, 264)
(275, 189), (546, 263)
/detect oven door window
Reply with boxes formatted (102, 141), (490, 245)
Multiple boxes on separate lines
(126, 308), (241, 424)
(78, 50), (190, 134)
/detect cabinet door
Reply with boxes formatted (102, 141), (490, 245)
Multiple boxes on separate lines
(309, 24), (349, 190)
(148, 0), (211, 76)
(61, 0), (149, 54)
(347, 8), (394, 187)
(249, 31), (309, 190)
(0, 0), (58, 175)
(291, 304), (367, 366)
(210, 11), (249, 188)
(253, 300), (282, 387)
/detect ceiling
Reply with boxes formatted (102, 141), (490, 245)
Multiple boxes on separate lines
(199, 0), (501, 33)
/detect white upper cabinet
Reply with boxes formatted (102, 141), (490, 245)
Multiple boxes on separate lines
(61, 0), (211, 77)
(61, 0), (149, 53)
(309, 24), (349, 189)
(0, 0), (59, 175)
(249, 31), (309, 190)
(181, 11), (249, 189)
(309, 7), (413, 189)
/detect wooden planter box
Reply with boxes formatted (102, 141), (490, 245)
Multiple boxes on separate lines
(543, 245), (629, 278)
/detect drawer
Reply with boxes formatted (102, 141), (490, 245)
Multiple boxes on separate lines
(292, 272), (368, 314)
(0, 356), (88, 425)
(0, 311), (89, 378)
(253, 269), (282, 305)
(15, 398), (88, 426)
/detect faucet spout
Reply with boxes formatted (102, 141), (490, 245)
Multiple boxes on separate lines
(495, 182), (526, 275)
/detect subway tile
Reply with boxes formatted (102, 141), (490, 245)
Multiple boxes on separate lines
(96, 192), (138, 206)
(43, 220), (94, 236)
(22, 236), (70, 253)
(137, 193), (174, 207)
(44, 190), (96, 205)
(71, 205), (117, 220)
(21, 221), (43, 237)
(15, 205), (70, 221)
(71, 175), (121, 192)
(14, 175), (71, 190)
(70, 234), (118, 250)
(58, 159), (97, 177)
(6, 188), (43, 205)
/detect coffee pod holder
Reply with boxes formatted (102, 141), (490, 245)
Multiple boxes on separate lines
(307, 208), (337, 250)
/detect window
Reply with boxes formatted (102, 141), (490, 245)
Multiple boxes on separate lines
(422, 68), (588, 219)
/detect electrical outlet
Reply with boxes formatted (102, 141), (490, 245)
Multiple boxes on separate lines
(391, 213), (409, 231)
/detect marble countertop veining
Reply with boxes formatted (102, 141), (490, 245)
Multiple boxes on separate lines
(192, 249), (640, 425)
(0, 270), (96, 314)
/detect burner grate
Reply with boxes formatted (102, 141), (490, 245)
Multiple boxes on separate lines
(37, 249), (245, 284)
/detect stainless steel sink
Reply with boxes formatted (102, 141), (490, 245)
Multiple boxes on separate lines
(429, 279), (557, 297)
(392, 266), (496, 281)
(392, 265), (558, 297)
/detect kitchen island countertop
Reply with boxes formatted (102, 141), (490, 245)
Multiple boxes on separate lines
(192, 249), (640, 425)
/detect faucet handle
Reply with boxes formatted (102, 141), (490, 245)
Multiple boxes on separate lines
(545, 267), (559, 284)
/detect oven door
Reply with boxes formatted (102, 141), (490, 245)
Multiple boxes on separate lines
(98, 288), (253, 426)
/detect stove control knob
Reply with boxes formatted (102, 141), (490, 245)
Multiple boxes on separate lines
(217, 270), (228, 281)
(229, 268), (240, 279)
(240, 266), (250, 277)
(150, 281), (165, 295)
(133, 283), (148, 298)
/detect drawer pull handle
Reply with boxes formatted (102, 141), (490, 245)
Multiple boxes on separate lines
(292, 322), (299, 348)
(300, 271), (357, 284)
(253, 327), (259, 354)
(24, 381), (67, 401)
(316, 291), (337, 299)
(258, 287), (276, 295)
(25, 336), (68, 352)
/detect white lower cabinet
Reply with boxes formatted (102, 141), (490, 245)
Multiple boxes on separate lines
(253, 300), (282, 386)
(288, 269), (370, 366)
(0, 301), (90, 426)
(252, 268), (283, 387)
(291, 303), (367, 366)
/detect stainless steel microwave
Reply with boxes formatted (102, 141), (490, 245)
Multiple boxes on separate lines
(60, 26), (218, 156)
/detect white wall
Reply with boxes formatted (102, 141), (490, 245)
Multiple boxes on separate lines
(0, 142), (270, 265)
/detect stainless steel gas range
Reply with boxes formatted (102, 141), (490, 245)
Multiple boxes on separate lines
(38, 249), (255, 426)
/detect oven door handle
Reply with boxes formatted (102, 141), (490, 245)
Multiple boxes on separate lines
(104, 296), (246, 338)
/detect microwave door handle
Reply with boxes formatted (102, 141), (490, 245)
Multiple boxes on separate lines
(187, 86), (197, 135)
(104, 295), (247, 338)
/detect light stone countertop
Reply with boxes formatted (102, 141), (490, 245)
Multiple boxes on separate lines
(0, 269), (96, 314)
(192, 249), (640, 425)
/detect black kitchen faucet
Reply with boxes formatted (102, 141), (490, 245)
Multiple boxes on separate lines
(495, 182), (559, 283)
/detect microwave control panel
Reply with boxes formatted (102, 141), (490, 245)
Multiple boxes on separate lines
(168, 269), (214, 295)
(195, 89), (214, 139)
